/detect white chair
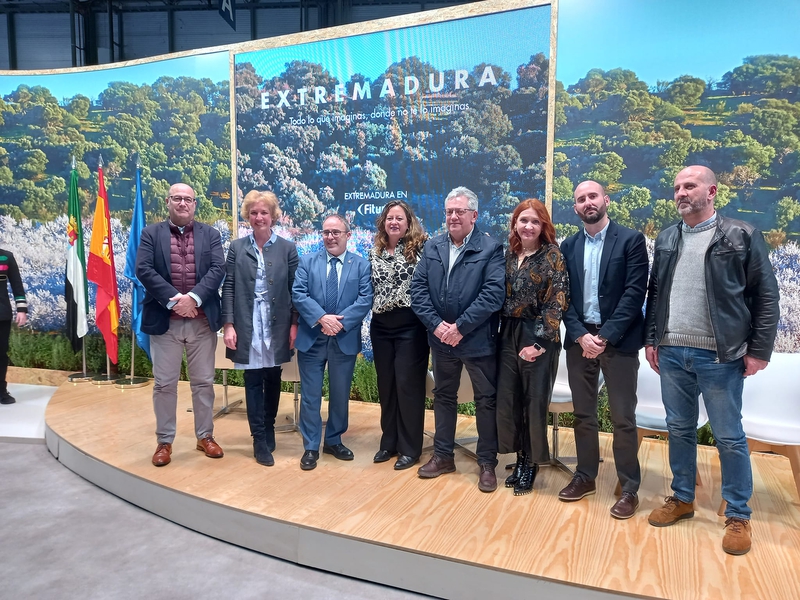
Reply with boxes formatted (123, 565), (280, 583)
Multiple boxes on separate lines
(634, 347), (707, 494)
(276, 352), (302, 434)
(213, 332), (301, 432)
(424, 362), (478, 459)
(213, 332), (243, 418)
(635, 347), (709, 443)
(547, 342), (605, 475)
(740, 353), (800, 502)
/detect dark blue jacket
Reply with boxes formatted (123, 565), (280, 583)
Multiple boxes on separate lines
(560, 220), (649, 354)
(411, 225), (505, 357)
(136, 220), (225, 335)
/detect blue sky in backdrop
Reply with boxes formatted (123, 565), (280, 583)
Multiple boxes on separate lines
(237, 5), (551, 88)
(557, 0), (800, 87)
(0, 51), (230, 102)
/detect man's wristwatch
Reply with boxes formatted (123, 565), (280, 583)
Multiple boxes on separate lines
(597, 335), (608, 346)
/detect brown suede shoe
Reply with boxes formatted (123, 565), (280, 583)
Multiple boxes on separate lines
(648, 496), (695, 527)
(722, 517), (751, 555)
(152, 443), (172, 467)
(478, 464), (497, 493)
(196, 435), (224, 458)
(417, 454), (456, 478)
(610, 492), (639, 520)
(558, 476), (596, 502)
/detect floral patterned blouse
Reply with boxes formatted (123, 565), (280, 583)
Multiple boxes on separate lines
(369, 241), (420, 314)
(502, 242), (569, 342)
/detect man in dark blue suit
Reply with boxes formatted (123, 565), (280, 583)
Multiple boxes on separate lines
(559, 180), (649, 519)
(292, 214), (373, 470)
(136, 183), (226, 467)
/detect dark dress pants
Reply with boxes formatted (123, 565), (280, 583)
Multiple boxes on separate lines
(0, 319), (10, 392)
(244, 366), (282, 448)
(496, 319), (560, 464)
(566, 343), (641, 493)
(371, 308), (429, 459)
(431, 348), (498, 467)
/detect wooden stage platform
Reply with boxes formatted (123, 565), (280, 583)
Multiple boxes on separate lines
(44, 380), (800, 599)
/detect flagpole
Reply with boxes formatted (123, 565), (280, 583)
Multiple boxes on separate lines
(116, 155), (149, 388)
(91, 154), (118, 386)
(67, 154), (97, 383)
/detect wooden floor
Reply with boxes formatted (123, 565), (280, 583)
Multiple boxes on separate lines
(45, 380), (800, 600)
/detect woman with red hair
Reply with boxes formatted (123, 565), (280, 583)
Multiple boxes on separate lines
(496, 199), (569, 496)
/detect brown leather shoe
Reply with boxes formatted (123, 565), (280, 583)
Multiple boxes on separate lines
(417, 454), (456, 478)
(478, 464), (497, 493)
(722, 517), (751, 555)
(152, 443), (172, 467)
(648, 496), (695, 527)
(558, 476), (596, 502)
(196, 435), (224, 458)
(610, 492), (639, 519)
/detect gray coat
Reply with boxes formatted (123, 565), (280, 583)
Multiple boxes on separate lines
(221, 234), (299, 365)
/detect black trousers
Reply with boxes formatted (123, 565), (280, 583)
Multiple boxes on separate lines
(566, 342), (641, 493)
(430, 348), (498, 467)
(0, 319), (10, 393)
(243, 366), (282, 447)
(371, 308), (429, 458)
(496, 318), (560, 464)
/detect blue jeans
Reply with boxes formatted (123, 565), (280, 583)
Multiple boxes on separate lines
(658, 346), (751, 519)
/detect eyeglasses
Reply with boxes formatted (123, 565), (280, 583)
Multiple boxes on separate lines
(445, 208), (472, 217)
(169, 195), (196, 205)
(322, 229), (346, 237)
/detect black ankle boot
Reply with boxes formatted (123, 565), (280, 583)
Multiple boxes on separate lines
(514, 462), (538, 496)
(505, 452), (526, 488)
(253, 438), (275, 466)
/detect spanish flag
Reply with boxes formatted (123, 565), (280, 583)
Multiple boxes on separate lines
(87, 163), (120, 364)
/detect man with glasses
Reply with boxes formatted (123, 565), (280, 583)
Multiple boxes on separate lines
(292, 214), (373, 470)
(136, 183), (225, 467)
(410, 186), (505, 492)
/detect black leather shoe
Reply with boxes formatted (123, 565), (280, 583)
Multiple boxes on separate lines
(373, 449), (397, 463)
(505, 452), (526, 488)
(394, 455), (419, 470)
(254, 439), (274, 467)
(300, 450), (319, 470)
(323, 443), (354, 461)
(0, 391), (15, 405)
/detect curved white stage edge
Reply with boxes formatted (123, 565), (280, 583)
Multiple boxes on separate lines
(44, 381), (800, 600)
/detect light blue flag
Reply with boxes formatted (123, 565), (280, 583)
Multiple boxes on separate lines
(123, 167), (151, 360)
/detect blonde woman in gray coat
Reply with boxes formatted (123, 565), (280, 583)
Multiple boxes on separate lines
(222, 190), (298, 467)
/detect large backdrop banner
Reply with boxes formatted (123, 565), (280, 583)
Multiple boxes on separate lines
(233, 4), (552, 243)
(0, 0), (799, 355)
(555, 0), (800, 351)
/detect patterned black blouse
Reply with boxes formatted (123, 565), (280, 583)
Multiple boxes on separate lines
(369, 241), (420, 314)
(502, 243), (569, 342)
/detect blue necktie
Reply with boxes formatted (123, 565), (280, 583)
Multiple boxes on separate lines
(325, 256), (340, 314)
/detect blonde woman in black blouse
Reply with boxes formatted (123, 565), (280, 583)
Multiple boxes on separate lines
(369, 201), (429, 470)
(496, 199), (569, 496)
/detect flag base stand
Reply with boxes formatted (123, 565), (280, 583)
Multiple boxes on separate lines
(91, 373), (118, 386)
(68, 372), (97, 383)
(114, 376), (150, 389)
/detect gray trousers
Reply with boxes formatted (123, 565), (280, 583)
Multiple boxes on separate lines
(151, 318), (217, 444)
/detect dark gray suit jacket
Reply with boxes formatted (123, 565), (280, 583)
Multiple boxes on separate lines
(222, 234), (299, 365)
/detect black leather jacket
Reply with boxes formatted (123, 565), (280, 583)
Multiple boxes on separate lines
(645, 215), (780, 363)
